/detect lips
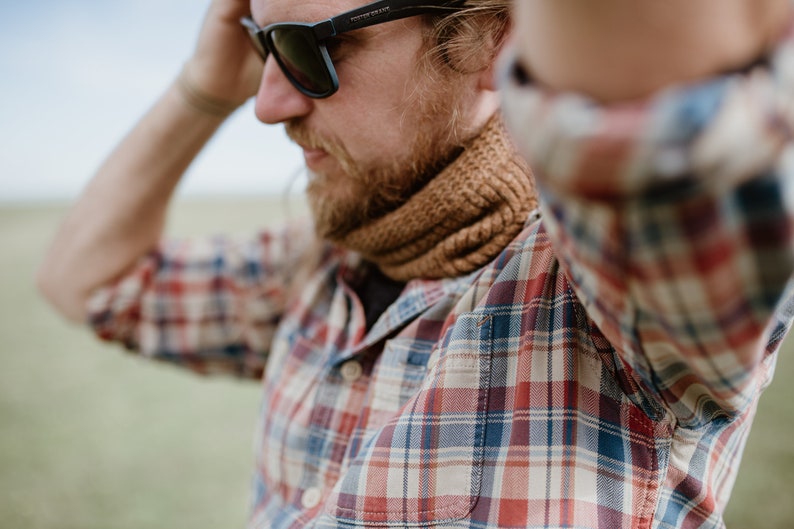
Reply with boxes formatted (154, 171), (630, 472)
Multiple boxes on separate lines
(285, 121), (338, 172)
(299, 145), (330, 170)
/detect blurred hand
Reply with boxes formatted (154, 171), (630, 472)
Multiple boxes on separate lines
(184, 0), (263, 106)
(511, 0), (791, 102)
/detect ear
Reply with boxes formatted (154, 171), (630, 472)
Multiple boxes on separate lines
(476, 26), (512, 92)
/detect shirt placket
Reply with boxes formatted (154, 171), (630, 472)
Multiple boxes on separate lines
(293, 262), (378, 508)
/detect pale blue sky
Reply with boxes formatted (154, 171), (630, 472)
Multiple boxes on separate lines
(0, 0), (302, 202)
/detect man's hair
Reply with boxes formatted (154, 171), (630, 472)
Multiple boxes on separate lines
(401, 0), (509, 146)
(424, 0), (511, 74)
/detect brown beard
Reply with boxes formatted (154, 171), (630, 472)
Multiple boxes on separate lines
(285, 80), (474, 241)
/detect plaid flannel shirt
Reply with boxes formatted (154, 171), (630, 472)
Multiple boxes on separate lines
(89, 24), (794, 529)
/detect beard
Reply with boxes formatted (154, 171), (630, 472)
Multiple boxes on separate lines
(285, 77), (476, 241)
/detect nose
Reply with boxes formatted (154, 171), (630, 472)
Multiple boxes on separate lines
(254, 57), (313, 124)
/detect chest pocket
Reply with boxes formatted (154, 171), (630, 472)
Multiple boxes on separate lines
(323, 312), (494, 526)
(359, 336), (434, 431)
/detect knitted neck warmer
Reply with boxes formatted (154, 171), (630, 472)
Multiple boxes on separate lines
(334, 115), (538, 281)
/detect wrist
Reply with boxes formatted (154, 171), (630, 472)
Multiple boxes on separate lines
(174, 63), (242, 118)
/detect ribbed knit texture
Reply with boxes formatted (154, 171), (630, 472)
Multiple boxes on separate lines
(335, 115), (537, 281)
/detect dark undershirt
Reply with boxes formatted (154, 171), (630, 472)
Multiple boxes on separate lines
(353, 264), (407, 331)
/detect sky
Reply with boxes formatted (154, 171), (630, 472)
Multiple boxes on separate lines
(0, 0), (304, 202)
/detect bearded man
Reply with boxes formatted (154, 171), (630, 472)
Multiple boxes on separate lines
(39, 0), (794, 528)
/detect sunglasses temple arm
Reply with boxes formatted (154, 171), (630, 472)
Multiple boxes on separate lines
(330, 0), (464, 34)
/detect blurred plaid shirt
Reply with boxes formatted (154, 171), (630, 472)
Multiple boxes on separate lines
(89, 25), (794, 529)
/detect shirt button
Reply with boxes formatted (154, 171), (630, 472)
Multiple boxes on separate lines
(301, 486), (323, 509)
(340, 360), (363, 382)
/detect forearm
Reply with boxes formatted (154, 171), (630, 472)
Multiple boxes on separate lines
(38, 0), (262, 324)
(511, 84), (794, 420)
(512, 0), (792, 102)
(502, 0), (794, 421)
(37, 78), (230, 323)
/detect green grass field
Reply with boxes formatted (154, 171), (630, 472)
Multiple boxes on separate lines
(1, 199), (792, 528)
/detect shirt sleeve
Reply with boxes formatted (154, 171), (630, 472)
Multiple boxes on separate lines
(87, 220), (318, 379)
(501, 26), (794, 426)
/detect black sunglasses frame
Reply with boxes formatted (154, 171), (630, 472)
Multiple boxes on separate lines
(241, 0), (465, 99)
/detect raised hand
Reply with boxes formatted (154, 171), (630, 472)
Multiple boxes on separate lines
(183, 0), (264, 109)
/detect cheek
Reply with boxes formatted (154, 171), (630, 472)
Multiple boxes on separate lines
(325, 103), (416, 166)
(326, 49), (425, 159)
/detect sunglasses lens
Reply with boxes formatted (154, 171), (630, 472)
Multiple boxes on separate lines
(269, 26), (334, 96)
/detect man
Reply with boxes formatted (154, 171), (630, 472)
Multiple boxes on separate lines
(38, 1), (794, 529)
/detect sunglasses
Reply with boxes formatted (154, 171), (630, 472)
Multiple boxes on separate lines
(241, 0), (465, 99)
